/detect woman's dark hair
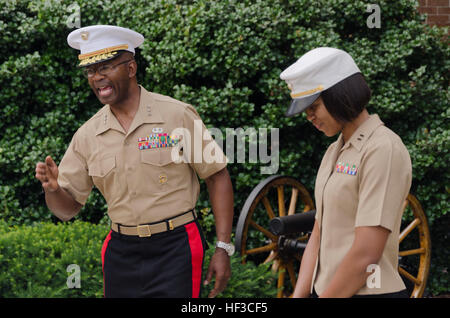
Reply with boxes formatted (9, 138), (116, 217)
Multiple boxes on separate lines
(320, 73), (371, 123)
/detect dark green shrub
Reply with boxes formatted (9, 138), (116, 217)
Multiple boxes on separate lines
(0, 220), (277, 297)
(0, 220), (108, 297)
(201, 245), (278, 298)
(0, 0), (448, 295)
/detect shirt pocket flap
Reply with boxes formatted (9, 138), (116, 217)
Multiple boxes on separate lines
(141, 148), (175, 167)
(89, 155), (116, 177)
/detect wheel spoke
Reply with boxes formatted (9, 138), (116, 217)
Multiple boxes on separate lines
(286, 261), (297, 288)
(398, 266), (421, 285)
(277, 265), (285, 298)
(277, 185), (286, 217)
(272, 259), (280, 272)
(399, 218), (421, 243)
(288, 188), (298, 215)
(262, 196), (276, 220)
(245, 242), (277, 255)
(249, 220), (277, 241)
(297, 234), (309, 242)
(263, 250), (279, 264)
(399, 248), (425, 257)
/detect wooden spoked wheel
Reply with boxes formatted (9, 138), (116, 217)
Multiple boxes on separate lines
(235, 175), (315, 298)
(398, 193), (431, 298)
(236, 176), (431, 298)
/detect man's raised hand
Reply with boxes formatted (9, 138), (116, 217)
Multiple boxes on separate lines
(35, 156), (60, 193)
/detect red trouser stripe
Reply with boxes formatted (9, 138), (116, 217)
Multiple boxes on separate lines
(184, 222), (204, 298)
(101, 231), (112, 297)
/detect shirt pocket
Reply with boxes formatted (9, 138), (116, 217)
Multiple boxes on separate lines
(88, 155), (116, 177)
(140, 148), (176, 166)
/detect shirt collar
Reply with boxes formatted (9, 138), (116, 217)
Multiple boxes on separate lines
(96, 85), (164, 136)
(340, 114), (384, 152)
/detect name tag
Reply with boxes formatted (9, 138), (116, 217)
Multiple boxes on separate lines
(336, 162), (358, 176)
(138, 133), (180, 150)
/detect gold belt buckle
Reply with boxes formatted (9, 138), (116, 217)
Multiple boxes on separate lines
(137, 225), (151, 237)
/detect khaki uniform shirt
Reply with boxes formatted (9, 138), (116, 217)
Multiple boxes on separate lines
(312, 114), (412, 295)
(57, 86), (227, 225)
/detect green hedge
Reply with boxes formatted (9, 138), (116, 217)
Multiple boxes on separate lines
(0, 220), (106, 297)
(0, 220), (277, 298)
(0, 0), (448, 295)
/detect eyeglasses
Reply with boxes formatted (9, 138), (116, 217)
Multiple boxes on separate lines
(82, 59), (133, 78)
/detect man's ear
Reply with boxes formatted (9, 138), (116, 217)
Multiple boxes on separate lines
(128, 59), (137, 78)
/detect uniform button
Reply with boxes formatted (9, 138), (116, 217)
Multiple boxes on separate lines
(159, 174), (167, 184)
(127, 166), (133, 171)
(124, 140), (130, 146)
(131, 191), (137, 197)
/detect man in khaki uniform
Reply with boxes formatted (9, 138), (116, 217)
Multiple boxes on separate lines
(35, 25), (234, 298)
(280, 47), (411, 297)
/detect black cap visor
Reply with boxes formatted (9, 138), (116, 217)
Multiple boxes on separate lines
(285, 92), (321, 117)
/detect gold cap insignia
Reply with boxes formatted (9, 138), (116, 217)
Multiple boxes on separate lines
(81, 32), (89, 41)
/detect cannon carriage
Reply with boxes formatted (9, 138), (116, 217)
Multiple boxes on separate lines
(235, 175), (431, 298)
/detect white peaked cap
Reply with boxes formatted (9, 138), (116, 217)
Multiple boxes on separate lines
(280, 47), (361, 117)
(67, 25), (144, 67)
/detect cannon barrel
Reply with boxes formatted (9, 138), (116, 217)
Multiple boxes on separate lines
(269, 210), (316, 235)
(278, 237), (308, 253)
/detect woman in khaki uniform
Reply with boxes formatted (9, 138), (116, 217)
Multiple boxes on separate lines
(280, 47), (411, 298)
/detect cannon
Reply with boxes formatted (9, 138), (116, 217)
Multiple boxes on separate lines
(235, 175), (431, 298)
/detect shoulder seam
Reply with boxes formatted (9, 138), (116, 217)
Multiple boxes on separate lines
(150, 92), (191, 108)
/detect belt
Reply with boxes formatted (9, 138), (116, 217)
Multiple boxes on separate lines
(111, 209), (196, 237)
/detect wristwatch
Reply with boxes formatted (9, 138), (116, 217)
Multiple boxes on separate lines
(215, 241), (235, 256)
